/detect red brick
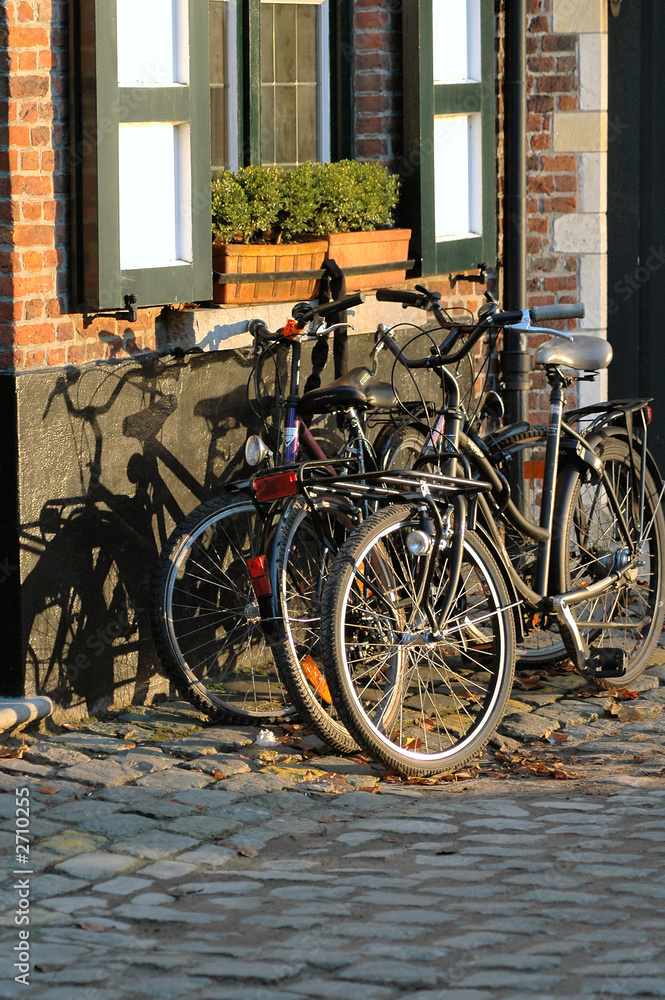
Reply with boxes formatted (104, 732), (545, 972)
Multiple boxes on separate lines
(528, 174), (555, 193)
(20, 149), (39, 170)
(558, 95), (579, 111)
(542, 196), (576, 213)
(13, 322), (54, 344)
(542, 34), (576, 52)
(7, 26), (50, 48)
(541, 154), (576, 171)
(22, 250), (43, 271)
(21, 202), (42, 221)
(556, 174), (577, 192)
(544, 276), (578, 292)
(9, 76), (48, 99)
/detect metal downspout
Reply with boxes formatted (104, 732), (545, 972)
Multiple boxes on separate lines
(501, 0), (529, 424)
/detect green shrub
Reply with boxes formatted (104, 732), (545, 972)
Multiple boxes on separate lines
(211, 160), (401, 243)
(211, 170), (250, 243)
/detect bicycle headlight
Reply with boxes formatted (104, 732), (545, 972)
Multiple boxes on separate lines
(245, 435), (271, 467)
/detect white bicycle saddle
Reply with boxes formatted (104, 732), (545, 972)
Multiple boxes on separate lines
(535, 335), (613, 371)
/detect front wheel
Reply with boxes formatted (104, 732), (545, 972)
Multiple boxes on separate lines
(151, 496), (293, 722)
(320, 504), (516, 776)
(553, 435), (665, 688)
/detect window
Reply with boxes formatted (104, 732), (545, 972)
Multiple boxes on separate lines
(209, 0), (333, 171)
(70, 0), (350, 312)
(70, 0), (212, 310)
(403, 0), (497, 276)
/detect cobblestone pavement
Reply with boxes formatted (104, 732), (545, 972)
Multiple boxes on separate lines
(3, 653), (665, 999)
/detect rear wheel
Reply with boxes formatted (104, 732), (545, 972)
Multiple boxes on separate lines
(320, 503), (516, 776)
(270, 496), (360, 753)
(553, 434), (665, 688)
(151, 496), (293, 722)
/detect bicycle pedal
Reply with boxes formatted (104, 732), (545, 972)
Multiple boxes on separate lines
(586, 648), (626, 678)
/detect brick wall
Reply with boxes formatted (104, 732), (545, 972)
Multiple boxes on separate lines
(0, 0), (159, 369)
(353, 0), (403, 170)
(525, 0), (582, 418)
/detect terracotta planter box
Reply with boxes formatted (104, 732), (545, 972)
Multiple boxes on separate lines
(212, 240), (328, 305)
(326, 228), (412, 291)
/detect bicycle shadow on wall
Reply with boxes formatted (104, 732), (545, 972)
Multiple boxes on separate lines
(20, 351), (254, 719)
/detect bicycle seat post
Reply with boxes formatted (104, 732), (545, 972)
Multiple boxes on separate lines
(533, 365), (568, 596)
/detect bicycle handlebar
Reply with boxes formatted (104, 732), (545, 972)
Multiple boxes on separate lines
(375, 287), (585, 370)
(248, 292), (365, 345)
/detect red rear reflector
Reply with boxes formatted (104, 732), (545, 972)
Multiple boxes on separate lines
(646, 405), (653, 425)
(254, 470), (298, 503)
(246, 555), (271, 598)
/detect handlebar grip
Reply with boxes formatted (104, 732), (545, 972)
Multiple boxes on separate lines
(248, 318), (271, 339)
(376, 287), (426, 307)
(317, 291), (365, 317)
(530, 303), (585, 322)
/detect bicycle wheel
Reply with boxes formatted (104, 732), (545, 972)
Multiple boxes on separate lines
(489, 426), (571, 666)
(151, 496), (293, 722)
(320, 503), (516, 776)
(377, 423), (429, 471)
(270, 495), (360, 753)
(553, 434), (665, 688)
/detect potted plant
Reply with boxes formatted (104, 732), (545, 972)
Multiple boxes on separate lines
(211, 161), (411, 305)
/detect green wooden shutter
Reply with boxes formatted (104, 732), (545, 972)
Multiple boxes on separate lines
(402, 0), (497, 277)
(70, 0), (211, 311)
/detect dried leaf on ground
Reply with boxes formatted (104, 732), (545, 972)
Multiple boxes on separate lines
(35, 785), (59, 794)
(613, 688), (640, 701)
(513, 675), (544, 690)
(211, 771), (227, 780)
(0, 745), (26, 759)
(617, 706), (646, 723)
(236, 844), (259, 858)
(543, 732), (570, 744)
(77, 920), (106, 932)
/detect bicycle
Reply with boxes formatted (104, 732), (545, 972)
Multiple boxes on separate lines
(307, 296), (665, 774)
(150, 291), (427, 726)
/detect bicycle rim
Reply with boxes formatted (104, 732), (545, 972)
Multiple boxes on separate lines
(322, 504), (516, 775)
(152, 496), (293, 722)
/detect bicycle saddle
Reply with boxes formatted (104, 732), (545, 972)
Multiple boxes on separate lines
(535, 335), (613, 371)
(299, 366), (396, 417)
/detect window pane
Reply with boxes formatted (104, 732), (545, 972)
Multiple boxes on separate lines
(297, 6), (317, 83)
(298, 84), (317, 161)
(261, 1), (324, 165)
(433, 0), (481, 84)
(117, 0), (188, 86)
(274, 86), (297, 166)
(210, 0), (233, 172)
(119, 124), (192, 269)
(273, 4), (297, 84)
(433, 113), (482, 240)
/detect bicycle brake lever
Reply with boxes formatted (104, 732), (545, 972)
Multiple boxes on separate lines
(506, 309), (575, 341)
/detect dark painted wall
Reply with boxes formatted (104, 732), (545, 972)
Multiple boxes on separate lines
(608, 1), (665, 469)
(10, 332), (451, 722)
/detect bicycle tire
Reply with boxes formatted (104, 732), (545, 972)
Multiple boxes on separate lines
(150, 495), (294, 723)
(553, 434), (665, 688)
(270, 495), (360, 754)
(320, 503), (516, 776)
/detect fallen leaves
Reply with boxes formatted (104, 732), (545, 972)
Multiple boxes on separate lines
(35, 785), (59, 794)
(0, 745), (26, 759)
(236, 844), (259, 858)
(486, 749), (580, 781)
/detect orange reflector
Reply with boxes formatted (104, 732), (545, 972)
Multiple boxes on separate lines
(246, 554), (271, 598)
(301, 654), (332, 703)
(254, 471), (298, 503)
(646, 405), (653, 425)
(524, 459), (545, 480)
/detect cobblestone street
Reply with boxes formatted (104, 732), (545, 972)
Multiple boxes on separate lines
(3, 654), (665, 999)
